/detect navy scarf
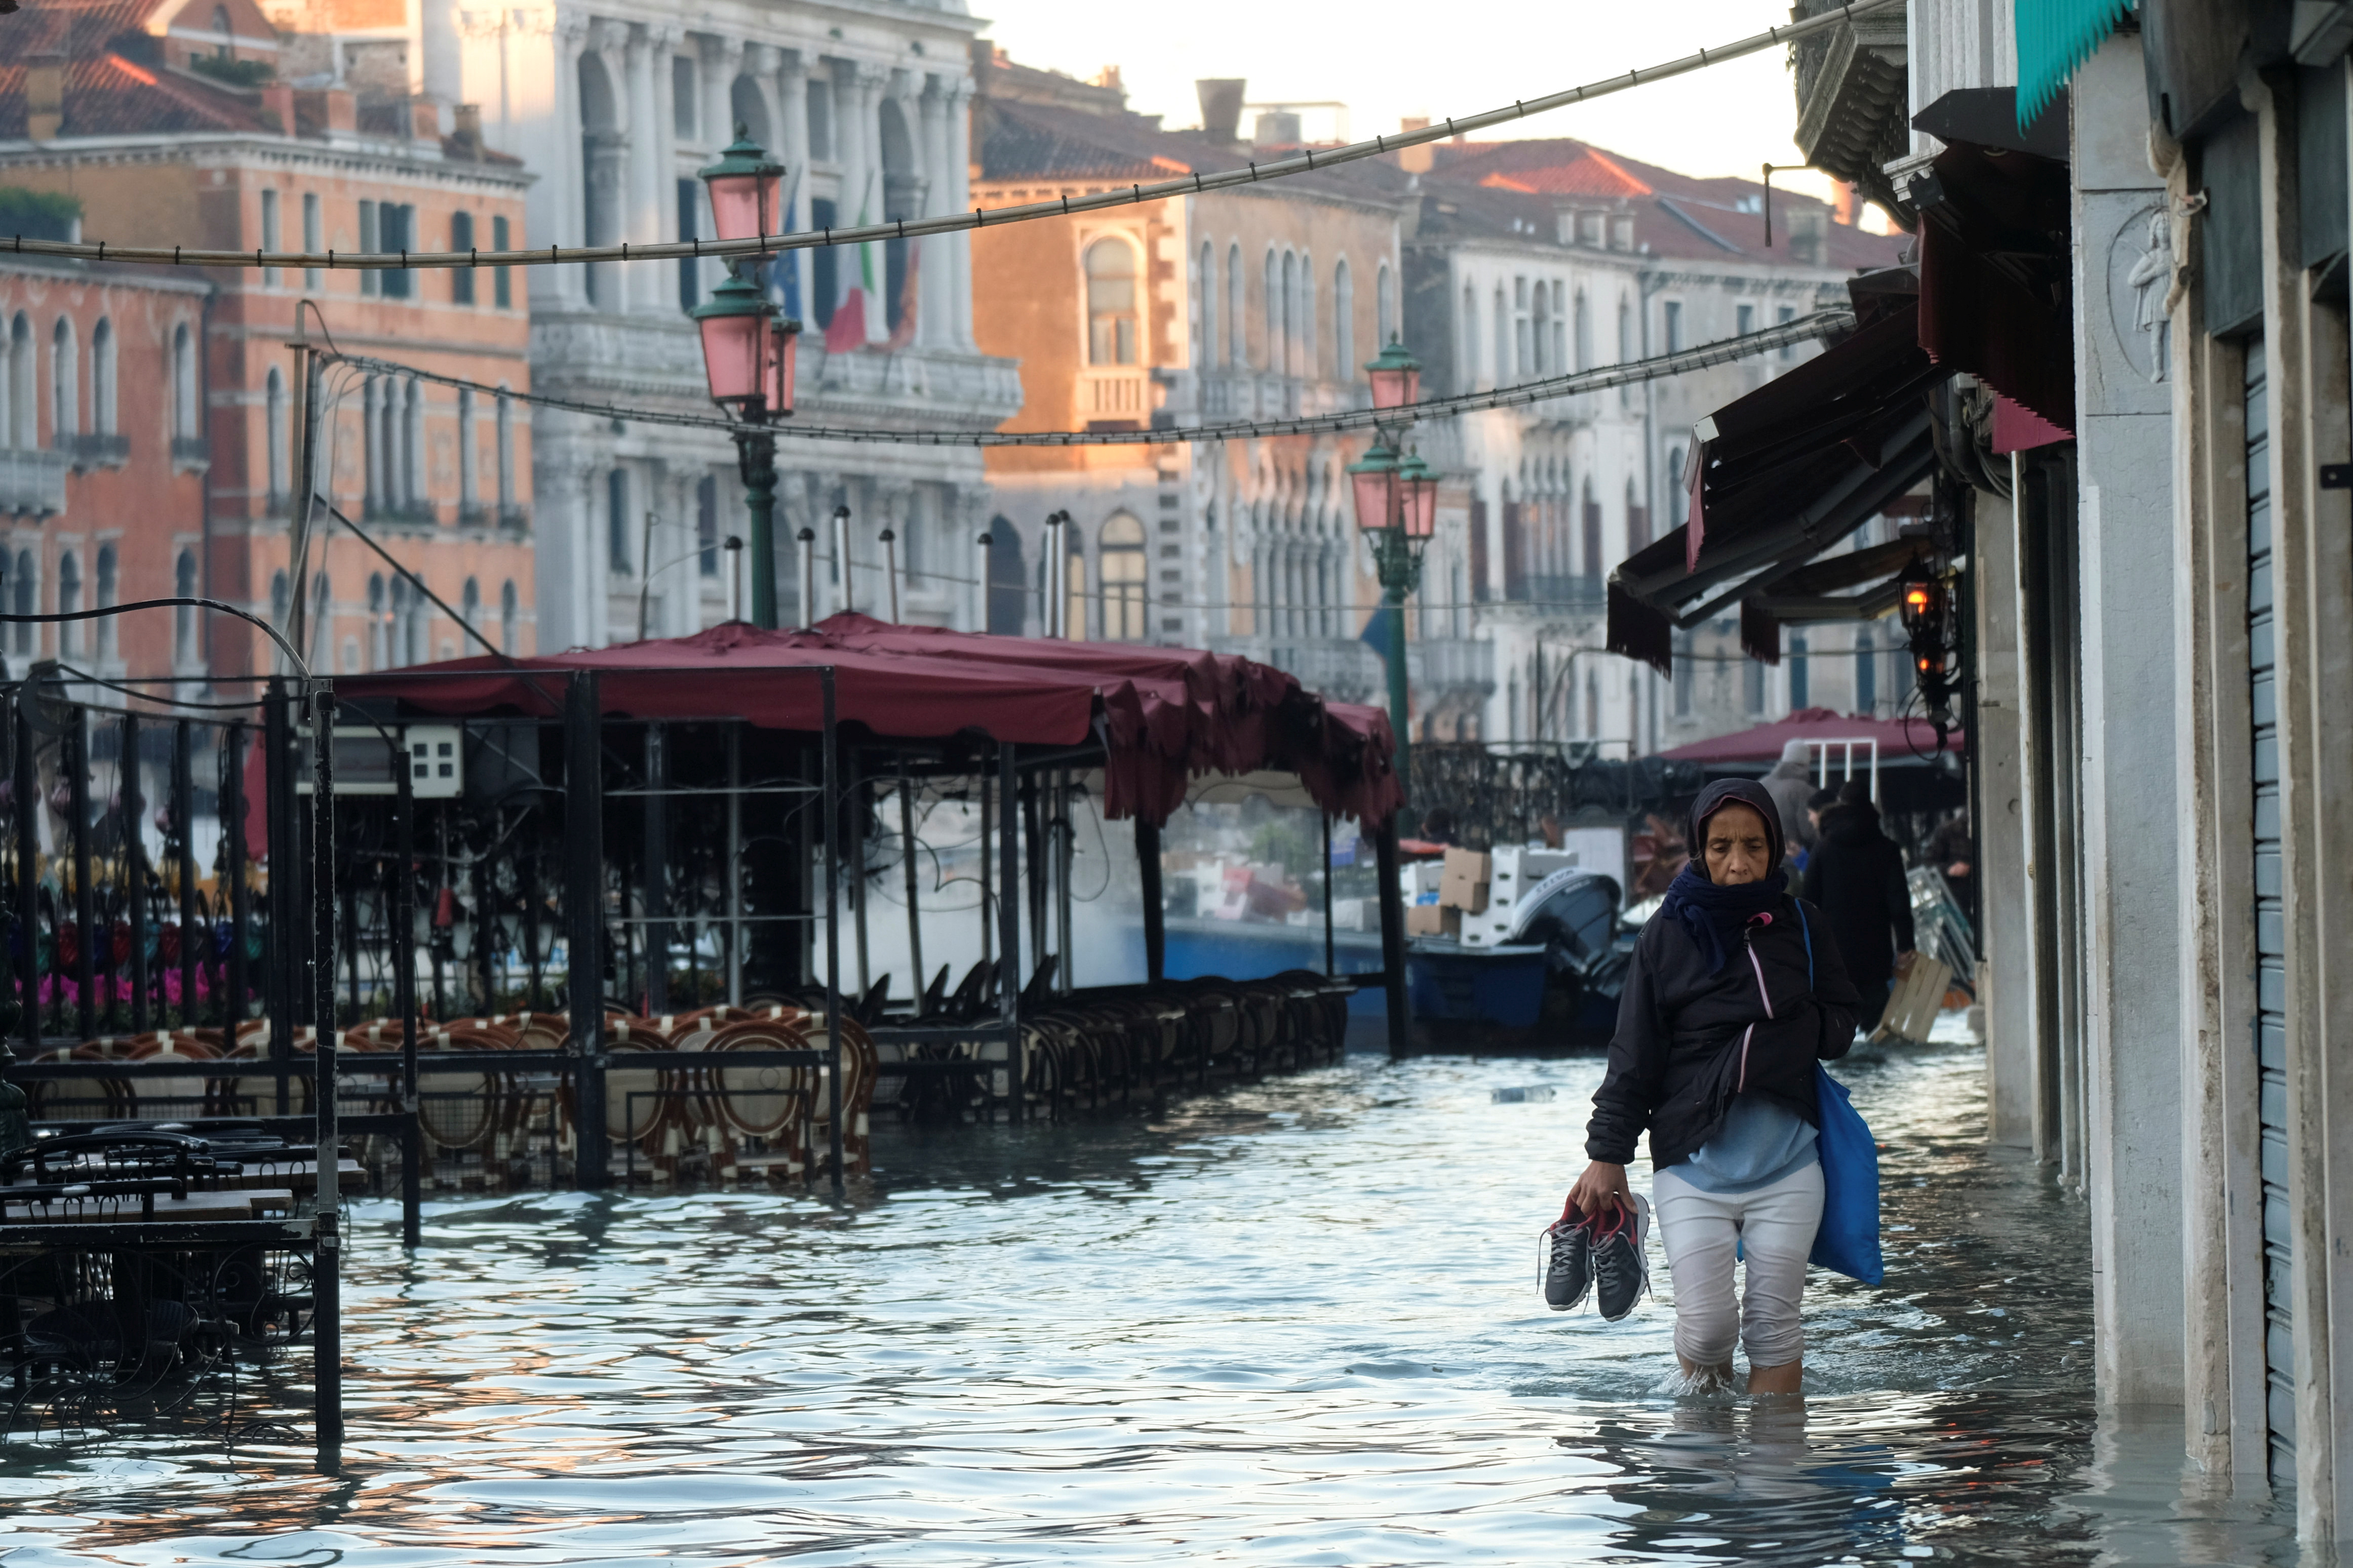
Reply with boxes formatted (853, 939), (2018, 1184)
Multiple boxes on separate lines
(1660, 861), (1787, 974)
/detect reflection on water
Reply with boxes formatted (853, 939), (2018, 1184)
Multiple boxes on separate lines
(0, 1039), (2303, 1565)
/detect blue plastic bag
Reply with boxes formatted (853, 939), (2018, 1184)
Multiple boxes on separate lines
(1809, 1063), (1883, 1283)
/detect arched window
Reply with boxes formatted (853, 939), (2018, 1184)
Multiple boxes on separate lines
(1492, 286), (1508, 390)
(608, 467), (632, 574)
(1225, 244), (1244, 367)
(211, 4), (233, 54)
(456, 387), (477, 508)
(495, 384), (516, 507)
(1856, 627), (1878, 712)
(1100, 512), (1147, 641)
(172, 321), (197, 440)
(462, 575), (481, 631)
(309, 570), (331, 671)
(500, 579), (519, 654)
(89, 317), (115, 436)
(1617, 296), (1633, 365)
(1263, 250), (1279, 372)
(1083, 238), (1139, 366)
(95, 544), (117, 661)
(174, 549), (198, 664)
(1459, 284), (1478, 388)
(1667, 445), (1689, 526)
(268, 571), (289, 664)
(55, 551), (80, 657)
(265, 366), (288, 504)
(51, 317), (77, 442)
(1574, 290), (1592, 372)
(2, 313), (28, 448)
(11, 550), (33, 656)
(1298, 249), (1315, 374)
(1550, 282), (1567, 373)
(1332, 257), (1354, 381)
(1531, 284), (1550, 375)
(1195, 241), (1214, 367)
(1376, 262), (1396, 349)
(403, 379), (424, 511)
(367, 573), (387, 668)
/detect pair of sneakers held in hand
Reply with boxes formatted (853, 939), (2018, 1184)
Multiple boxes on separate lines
(1542, 1191), (1651, 1320)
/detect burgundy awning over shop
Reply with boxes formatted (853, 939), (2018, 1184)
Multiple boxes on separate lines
(1657, 706), (1966, 765)
(1607, 294), (1945, 674)
(1914, 141), (2075, 433)
(335, 614), (1404, 828)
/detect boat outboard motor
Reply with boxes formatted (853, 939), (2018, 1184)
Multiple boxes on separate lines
(1506, 868), (1626, 996)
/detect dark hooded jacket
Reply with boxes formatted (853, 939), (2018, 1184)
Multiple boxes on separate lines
(1584, 779), (1863, 1171)
(1801, 797), (1915, 988)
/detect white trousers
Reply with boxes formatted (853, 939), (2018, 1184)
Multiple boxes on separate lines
(1653, 1160), (1825, 1370)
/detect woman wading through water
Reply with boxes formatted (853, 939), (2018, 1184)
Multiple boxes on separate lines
(1545, 779), (1862, 1393)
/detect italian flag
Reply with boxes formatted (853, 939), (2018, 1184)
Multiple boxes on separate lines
(824, 172), (878, 353)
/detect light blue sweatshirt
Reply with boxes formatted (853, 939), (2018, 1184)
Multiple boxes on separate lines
(1674, 1092), (1819, 1194)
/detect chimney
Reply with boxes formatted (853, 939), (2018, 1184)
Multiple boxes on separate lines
(1398, 115), (1432, 175)
(26, 56), (64, 142)
(410, 98), (443, 142)
(452, 102), (483, 157)
(1196, 78), (1244, 143)
(259, 82), (294, 135)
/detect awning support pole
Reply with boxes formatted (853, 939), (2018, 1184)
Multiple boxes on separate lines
(820, 671), (844, 1192)
(643, 722), (668, 1016)
(309, 684), (342, 1461)
(1322, 813), (1336, 977)
(1374, 815), (1408, 1060)
(565, 673), (607, 1189)
(898, 766), (924, 1014)
(124, 713), (147, 1034)
(1137, 818), (1164, 984)
(394, 734), (420, 1248)
(12, 697), (37, 1056)
(998, 740), (1024, 1122)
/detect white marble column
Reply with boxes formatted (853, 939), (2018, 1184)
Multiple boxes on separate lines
(550, 13), (591, 311)
(702, 38), (742, 303)
(624, 25), (665, 313)
(776, 52), (813, 320)
(918, 78), (951, 350)
(849, 64), (888, 343)
(946, 78), (974, 350)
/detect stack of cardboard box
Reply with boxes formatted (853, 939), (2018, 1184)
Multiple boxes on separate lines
(1405, 849), (1491, 938)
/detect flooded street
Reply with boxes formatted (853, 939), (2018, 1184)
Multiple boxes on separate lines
(0, 1040), (2302, 1565)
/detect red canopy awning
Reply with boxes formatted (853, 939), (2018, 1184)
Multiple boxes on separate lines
(1657, 706), (1966, 765)
(335, 614), (1403, 827)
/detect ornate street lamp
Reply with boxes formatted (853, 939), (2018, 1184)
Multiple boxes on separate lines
(1365, 335), (1423, 418)
(695, 129), (798, 630)
(1350, 435), (1439, 795)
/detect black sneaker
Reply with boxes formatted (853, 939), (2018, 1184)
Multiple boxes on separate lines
(1591, 1192), (1652, 1321)
(1540, 1199), (1594, 1311)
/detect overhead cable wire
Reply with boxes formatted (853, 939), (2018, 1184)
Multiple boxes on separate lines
(324, 308), (1854, 450)
(3, 0), (1899, 274)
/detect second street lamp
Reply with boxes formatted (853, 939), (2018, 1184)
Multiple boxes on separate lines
(1349, 439), (1437, 798)
(691, 271), (798, 629)
(696, 127), (797, 630)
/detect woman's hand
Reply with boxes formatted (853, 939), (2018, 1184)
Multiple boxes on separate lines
(1567, 1160), (1631, 1220)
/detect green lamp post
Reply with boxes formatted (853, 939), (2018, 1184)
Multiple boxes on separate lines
(694, 128), (798, 630)
(1351, 335), (1431, 800)
(1349, 438), (1438, 799)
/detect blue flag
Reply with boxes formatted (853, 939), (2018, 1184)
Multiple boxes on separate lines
(1360, 604), (1400, 658)
(773, 167), (804, 320)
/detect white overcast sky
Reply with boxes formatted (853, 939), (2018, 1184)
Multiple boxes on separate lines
(972, 0), (1857, 206)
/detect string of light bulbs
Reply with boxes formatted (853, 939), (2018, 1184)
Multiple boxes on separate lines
(324, 308), (1852, 450)
(2, 0), (1897, 274)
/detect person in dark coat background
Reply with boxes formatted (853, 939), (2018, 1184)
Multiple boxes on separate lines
(1801, 779), (1914, 1029)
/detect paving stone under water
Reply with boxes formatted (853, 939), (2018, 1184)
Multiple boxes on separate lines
(0, 1038), (2304, 1564)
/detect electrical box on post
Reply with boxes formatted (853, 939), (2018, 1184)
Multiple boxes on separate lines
(296, 723), (464, 797)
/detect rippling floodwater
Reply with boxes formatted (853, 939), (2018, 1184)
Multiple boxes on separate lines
(0, 1038), (2304, 1565)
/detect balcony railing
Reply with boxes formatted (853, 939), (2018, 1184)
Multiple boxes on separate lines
(369, 500), (441, 528)
(0, 448), (67, 515)
(498, 503), (531, 532)
(1409, 637), (1496, 696)
(68, 432), (130, 469)
(1078, 369), (1149, 422)
(169, 435), (211, 470)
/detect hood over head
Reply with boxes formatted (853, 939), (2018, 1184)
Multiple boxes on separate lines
(1688, 777), (1786, 880)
